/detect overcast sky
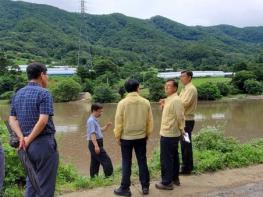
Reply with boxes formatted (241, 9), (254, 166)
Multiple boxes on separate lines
(14, 0), (263, 27)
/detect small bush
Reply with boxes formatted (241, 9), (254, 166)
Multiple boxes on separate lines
(197, 82), (221, 100)
(193, 130), (238, 153)
(244, 79), (263, 95)
(0, 91), (14, 100)
(146, 77), (165, 102)
(93, 85), (119, 103)
(51, 79), (81, 102)
(216, 82), (230, 96)
(82, 79), (94, 94)
(194, 150), (225, 172)
(231, 71), (256, 92)
(228, 84), (241, 95)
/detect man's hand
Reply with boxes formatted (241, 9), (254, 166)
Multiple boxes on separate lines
(18, 136), (25, 150)
(102, 122), (113, 132)
(105, 122), (112, 129)
(159, 99), (165, 110)
(94, 145), (100, 155)
(23, 137), (32, 149)
(116, 139), (121, 146)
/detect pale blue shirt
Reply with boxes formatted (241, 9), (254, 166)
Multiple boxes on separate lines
(86, 115), (103, 140)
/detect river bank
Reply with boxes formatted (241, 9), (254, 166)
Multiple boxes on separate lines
(59, 164), (263, 197)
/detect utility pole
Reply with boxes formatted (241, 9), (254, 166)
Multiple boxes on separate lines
(78, 0), (86, 67)
(81, 0), (86, 15)
(78, 0), (92, 68)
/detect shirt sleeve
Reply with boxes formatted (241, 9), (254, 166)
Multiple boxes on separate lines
(181, 88), (197, 109)
(172, 99), (185, 135)
(39, 91), (54, 116)
(114, 101), (124, 140)
(146, 103), (153, 137)
(87, 120), (96, 135)
(10, 95), (16, 116)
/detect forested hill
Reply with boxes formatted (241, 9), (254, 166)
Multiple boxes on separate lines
(1, 0), (263, 70)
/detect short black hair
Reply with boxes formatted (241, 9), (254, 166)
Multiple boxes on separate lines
(181, 70), (193, 79)
(166, 79), (178, 89)
(91, 103), (103, 112)
(124, 79), (139, 93)
(26, 63), (47, 80)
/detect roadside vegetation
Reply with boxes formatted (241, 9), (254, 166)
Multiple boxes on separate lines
(1, 122), (263, 197)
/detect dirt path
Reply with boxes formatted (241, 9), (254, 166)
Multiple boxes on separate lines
(59, 164), (263, 197)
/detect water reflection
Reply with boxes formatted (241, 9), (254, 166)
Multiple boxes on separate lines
(0, 99), (262, 175)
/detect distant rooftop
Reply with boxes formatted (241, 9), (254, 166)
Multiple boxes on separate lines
(158, 71), (233, 79)
(18, 65), (77, 75)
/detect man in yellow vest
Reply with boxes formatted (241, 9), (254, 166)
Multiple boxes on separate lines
(155, 79), (185, 190)
(179, 70), (198, 174)
(114, 79), (153, 196)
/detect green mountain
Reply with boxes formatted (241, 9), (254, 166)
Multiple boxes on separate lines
(1, 0), (263, 70)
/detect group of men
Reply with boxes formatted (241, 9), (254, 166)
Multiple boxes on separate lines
(87, 71), (197, 196)
(0, 62), (197, 197)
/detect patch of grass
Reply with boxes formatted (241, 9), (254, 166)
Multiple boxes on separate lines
(192, 77), (231, 87)
(0, 100), (9, 105)
(192, 130), (263, 172)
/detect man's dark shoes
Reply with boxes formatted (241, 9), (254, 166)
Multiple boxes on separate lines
(114, 187), (131, 197)
(155, 182), (173, 190)
(142, 187), (149, 195)
(173, 177), (180, 186)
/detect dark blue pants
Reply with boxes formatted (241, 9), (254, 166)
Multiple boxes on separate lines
(120, 138), (150, 190)
(160, 136), (180, 185)
(0, 142), (4, 194)
(88, 139), (113, 178)
(180, 120), (195, 172)
(26, 135), (59, 197)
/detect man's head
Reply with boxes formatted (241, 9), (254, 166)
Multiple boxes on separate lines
(91, 103), (103, 118)
(26, 63), (48, 88)
(165, 79), (178, 96)
(180, 70), (193, 86)
(124, 79), (139, 93)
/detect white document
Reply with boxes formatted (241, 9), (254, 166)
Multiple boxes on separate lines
(183, 133), (191, 143)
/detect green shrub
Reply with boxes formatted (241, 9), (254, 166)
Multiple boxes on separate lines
(0, 75), (27, 95)
(228, 84), (241, 94)
(231, 71), (256, 92)
(244, 79), (263, 95)
(82, 79), (94, 94)
(216, 82), (230, 96)
(193, 130), (238, 153)
(51, 79), (81, 102)
(0, 76), (15, 95)
(194, 150), (225, 172)
(0, 91), (14, 100)
(146, 77), (165, 102)
(0, 123), (25, 196)
(93, 85), (119, 103)
(197, 82), (221, 100)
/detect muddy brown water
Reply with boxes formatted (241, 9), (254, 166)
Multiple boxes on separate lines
(1, 99), (263, 175)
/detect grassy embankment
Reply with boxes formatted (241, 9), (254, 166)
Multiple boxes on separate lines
(1, 121), (263, 197)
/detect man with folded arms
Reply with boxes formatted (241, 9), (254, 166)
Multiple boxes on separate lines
(114, 79), (153, 196)
(155, 79), (185, 190)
